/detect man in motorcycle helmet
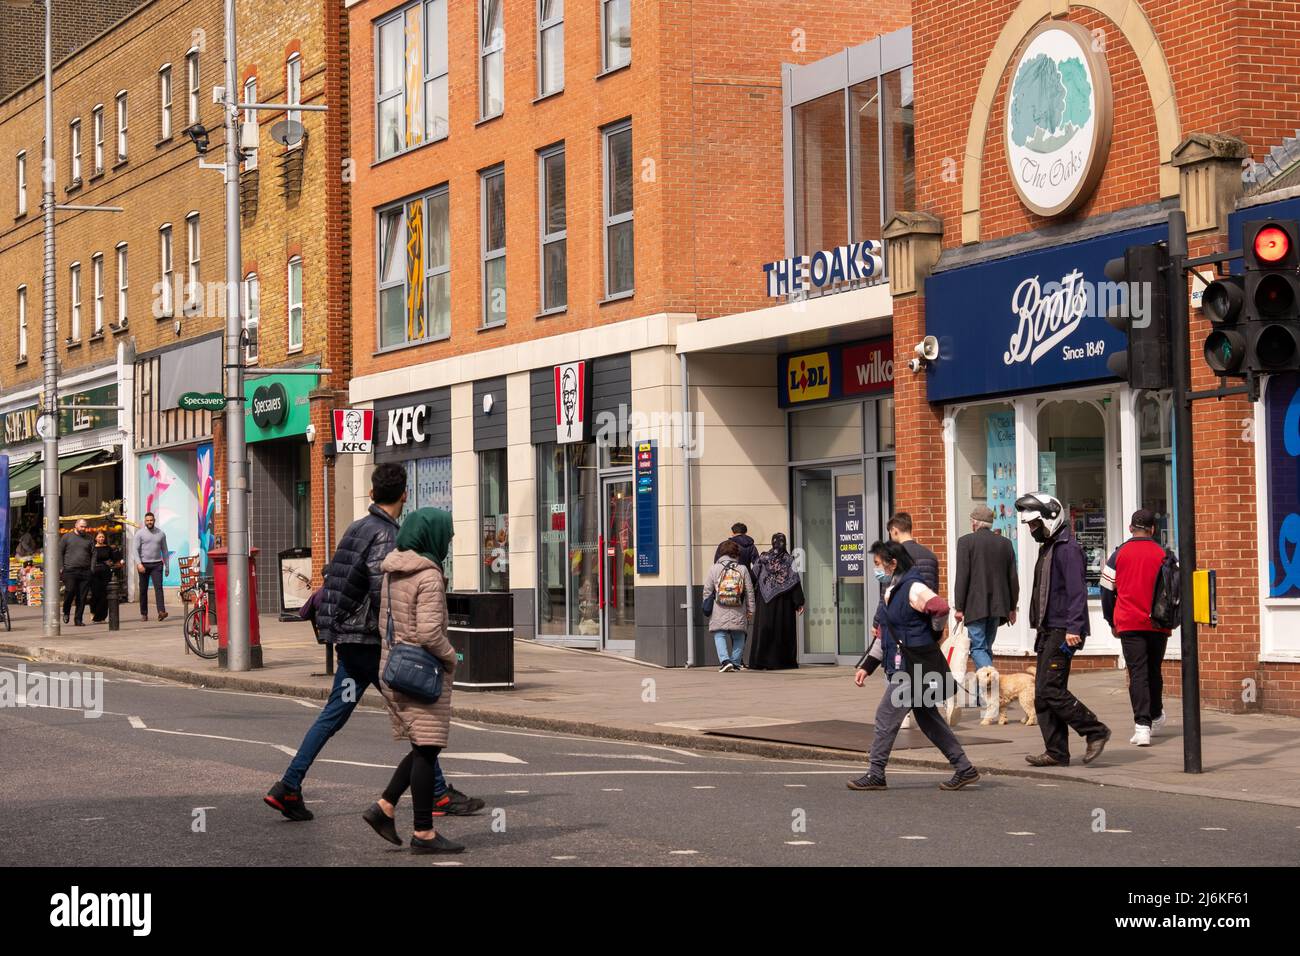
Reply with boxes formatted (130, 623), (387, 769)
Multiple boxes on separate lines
(1015, 492), (1111, 767)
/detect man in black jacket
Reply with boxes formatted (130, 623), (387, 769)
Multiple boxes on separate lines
(952, 505), (1018, 671)
(60, 519), (95, 626)
(265, 463), (482, 822)
(714, 522), (759, 570)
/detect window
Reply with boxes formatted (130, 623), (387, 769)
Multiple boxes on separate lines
(537, 0), (563, 96)
(116, 243), (128, 325)
(1138, 391), (1174, 548)
(954, 402), (1019, 548)
(186, 50), (200, 127)
(186, 213), (200, 311)
(480, 0), (504, 119)
(375, 1), (448, 160)
(288, 256), (303, 350)
(159, 65), (172, 139)
(539, 145), (566, 312)
(480, 449), (510, 591)
(244, 272), (260, 363)
(1037, 400), (1108, 596)
(378, 186), (450, 348)
(849, 78), (880, 245)
(92, 253), (104, 334)
(115, 91), (128, 161)
(481, 166), (506, 326)
(92, 106), (104, 174)
(16, 151), (26, 216)
(242, 77), (258, 169)
(881, 66), (915, 222)
(537, 442), (599, 636)
(793, 90), (847, 255)
(601, 0), (630, 72)
(70, 119), (82, 184)
(70, 262), (82, 341)
(603, 121), (633, 297)
(17, 286), (27, 362)
(286, 53), (301, 133)
(158, 224), (174, 316)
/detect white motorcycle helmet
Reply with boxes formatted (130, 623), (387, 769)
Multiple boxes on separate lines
(1015, 491), (1067, 538)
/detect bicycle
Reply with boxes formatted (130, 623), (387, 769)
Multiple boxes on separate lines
(181, 577), (218, 659)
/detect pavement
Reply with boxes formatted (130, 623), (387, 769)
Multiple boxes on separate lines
(4, 600), (1300, 810)
(4, 654), (1298, 867)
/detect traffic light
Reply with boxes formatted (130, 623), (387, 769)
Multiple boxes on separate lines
(1202, 273), (1246, 374)
(1105, 242), (1171, 390)
(1243, 219), (1300, 371)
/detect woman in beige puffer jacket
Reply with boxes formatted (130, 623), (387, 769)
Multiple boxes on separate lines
(363, 508), (464, 855)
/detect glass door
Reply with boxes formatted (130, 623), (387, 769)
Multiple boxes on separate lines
(833, 467), (867, 658)
(601, 476), (636, 650)
(795, 464), (869, 662)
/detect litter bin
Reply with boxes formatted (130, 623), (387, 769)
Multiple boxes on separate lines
(445, 591), (513, 691)
(209, 547), (264, 669)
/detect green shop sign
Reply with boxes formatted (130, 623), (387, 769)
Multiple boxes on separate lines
(244, 367), (318, 443)
(1, 384), (118, 450)
(179, 391), (225, 411)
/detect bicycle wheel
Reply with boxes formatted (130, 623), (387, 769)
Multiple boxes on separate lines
(184, 607), (218, 659)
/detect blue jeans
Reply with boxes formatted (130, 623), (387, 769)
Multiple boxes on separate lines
(713, 629), (746, 666)
(965, 617), (999, 670)
(281, 643), (447, 797)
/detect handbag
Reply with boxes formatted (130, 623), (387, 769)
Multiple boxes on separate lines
(701, 592), (715, 617)
(380, 577), (444, 704)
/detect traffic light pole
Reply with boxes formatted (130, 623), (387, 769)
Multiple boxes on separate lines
(1167, 210), (1203, 774)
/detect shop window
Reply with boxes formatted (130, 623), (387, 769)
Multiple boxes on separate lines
(537, 443), (599, 637)
(790, 402), (863, 462)
(881, 66), (915, 221)
(378, 186), (450, 348)
(954, 402), (1018, 545)
(793, 90), (847, 256)
(1137, 391), (1174, 548)
(480, 449), (509, 591)
(1037, 400), (1108, 595)
(876, 396), (895, 452)
(397, 455), (454, 574)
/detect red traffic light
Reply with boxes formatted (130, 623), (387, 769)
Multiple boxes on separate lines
(1254, 225), (1291, 264)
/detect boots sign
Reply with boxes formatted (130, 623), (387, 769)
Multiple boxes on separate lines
(332, 408), (375, 454)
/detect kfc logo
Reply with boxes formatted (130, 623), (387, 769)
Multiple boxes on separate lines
(332, 408), (375, 454)
(554, 361), (588, 444)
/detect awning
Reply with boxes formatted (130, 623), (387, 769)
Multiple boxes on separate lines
(5, 451), (107, 504)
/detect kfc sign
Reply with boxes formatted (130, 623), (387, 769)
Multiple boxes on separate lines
(554, 361), (590, 444)
(332, 408), (375, 454)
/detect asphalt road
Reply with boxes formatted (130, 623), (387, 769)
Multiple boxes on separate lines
(2, 654), (1298, 867)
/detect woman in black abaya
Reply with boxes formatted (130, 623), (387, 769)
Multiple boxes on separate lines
(748, 533), (804, 670)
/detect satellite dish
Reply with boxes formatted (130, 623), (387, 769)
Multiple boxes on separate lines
(270, 119), (304, 147)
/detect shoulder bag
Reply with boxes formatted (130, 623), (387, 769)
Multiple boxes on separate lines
(380, 576), (444, 703)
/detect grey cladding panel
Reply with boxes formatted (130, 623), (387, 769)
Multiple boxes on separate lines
(473, 376), (508, 451)
(530, 368), (554, 445)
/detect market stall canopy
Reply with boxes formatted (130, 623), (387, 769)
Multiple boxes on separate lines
(6, 451), (108, 504)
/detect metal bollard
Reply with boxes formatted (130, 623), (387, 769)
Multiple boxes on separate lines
(107, 569), (120, 631)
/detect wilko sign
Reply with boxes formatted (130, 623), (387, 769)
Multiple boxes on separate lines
(554, 361), (590, 444)
(763, 241), (885, 298)
(778, 338), (893, 407)
(843, 341), (894, 396)
(332, 408), (375, 454)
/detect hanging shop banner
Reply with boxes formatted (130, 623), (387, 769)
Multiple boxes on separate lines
(244, 368), (317, 443)
(554, 361), (591, 444)
(834, 494), (866, 578)
(1265, 372), (1300, 599)
(778, 337), (894, 408)
(635, 440), (659, 575)
(986, 411), (1019, 543)
(924, 223), (1167, 403)
(332, 408), (375, 454)
(1, 384), (119, 451)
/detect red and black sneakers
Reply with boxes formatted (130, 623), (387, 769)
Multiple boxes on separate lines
(264, 781), (315, 821)
(431, 786), (485, 816)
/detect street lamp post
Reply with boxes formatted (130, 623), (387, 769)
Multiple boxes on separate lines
(38, 0), (60, 638)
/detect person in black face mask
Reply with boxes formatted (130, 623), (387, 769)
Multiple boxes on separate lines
(1014, 492), (1111, 767)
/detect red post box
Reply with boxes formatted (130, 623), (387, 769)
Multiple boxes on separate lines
(208, 548), (264, 669)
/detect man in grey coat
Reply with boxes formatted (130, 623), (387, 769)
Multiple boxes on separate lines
(133, 512), (171, 621)
(953, 504), (1019, 670)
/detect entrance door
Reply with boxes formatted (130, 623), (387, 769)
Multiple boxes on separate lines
(795, 464), (870, 663)
(600, 476), (636, 650)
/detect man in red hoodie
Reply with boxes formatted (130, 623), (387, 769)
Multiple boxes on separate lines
(1100, 509), (1173, 748)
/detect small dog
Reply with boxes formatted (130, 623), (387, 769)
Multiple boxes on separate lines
(977, 666), (1037, 726)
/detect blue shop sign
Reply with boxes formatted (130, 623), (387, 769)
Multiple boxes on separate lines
(924, 223), (1169, 403)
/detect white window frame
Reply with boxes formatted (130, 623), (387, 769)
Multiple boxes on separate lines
(601, 0), (631, 73)
(481, 165), (506, 327)
(92, 105), (104, 175)
(538, 144), (566, 313)
(159, 223), (174, 316)
(116, 242), (128, 327)
(186, 212), (200, 312)
(159, 64), (173, 140)
(69, 261), (82, 341)
(602, 120), (634, 299)
(424, 0), (449, 142)
(92, 253), (104, 334)
(17, 285), (28, 362)
(115, 91), (128, 162)
(186, 49), (200, 127)
(243, 271), (260, 364)
(242, 76), (258, 170)
(16, 151), (26, 217)
(69, 118), (82, 184)
(286, 53), (302, 139)
(287, 256), (303, 351)
(479, 0), (505, 120)
(537, 0), (563, 97)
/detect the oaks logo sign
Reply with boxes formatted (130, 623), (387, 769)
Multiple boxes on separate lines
(1005, 21), (1112, 218)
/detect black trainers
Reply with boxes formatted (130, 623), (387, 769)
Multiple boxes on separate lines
(938, 768), (981, 791)
(432, 786), (485, 816)
(362, 803), (402, 845)
(264, 780), (314, 821)
(846, 773), (887, 791)
(410, 832), (465, 854)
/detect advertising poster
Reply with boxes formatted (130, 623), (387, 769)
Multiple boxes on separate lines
(834, 494), (865, 578)
(196, 443), (215, 572)
(1038, 451), (1058, 498)
(1266, 372), (1300, 598)
(985, 411), (1018, 546)
(139, 451), (198, 587)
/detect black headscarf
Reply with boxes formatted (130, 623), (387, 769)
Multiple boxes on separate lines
(756, 533), (798, 603)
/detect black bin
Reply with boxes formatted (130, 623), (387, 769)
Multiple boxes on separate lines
(445, 591), (514, 691)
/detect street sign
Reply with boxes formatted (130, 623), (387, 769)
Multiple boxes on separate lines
(332, 408), (374, 454)
(179, 392), (225, 411)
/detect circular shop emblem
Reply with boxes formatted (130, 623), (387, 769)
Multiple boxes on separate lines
(251, 382), (288, 429)
(1005, 20), (1113, 218)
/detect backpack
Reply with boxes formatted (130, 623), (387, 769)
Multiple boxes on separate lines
(1149, 548), (1181, 630)
(716, 560), (746, 608)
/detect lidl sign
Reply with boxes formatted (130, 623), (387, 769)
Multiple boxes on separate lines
(778, 338), (894, 408)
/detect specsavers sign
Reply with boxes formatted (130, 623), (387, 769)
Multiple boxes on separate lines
(244, 368), (317, 442)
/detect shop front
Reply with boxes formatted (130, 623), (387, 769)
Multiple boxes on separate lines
(924, 219), (1176, 661)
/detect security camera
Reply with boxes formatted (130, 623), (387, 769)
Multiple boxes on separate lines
(907, 357), (924, 373)
(305, 424), (316, 443)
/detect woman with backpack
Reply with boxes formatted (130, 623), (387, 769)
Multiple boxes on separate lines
(703, 539), (756, 672)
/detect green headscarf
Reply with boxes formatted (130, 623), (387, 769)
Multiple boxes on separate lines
(396, 507), (454, 569)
